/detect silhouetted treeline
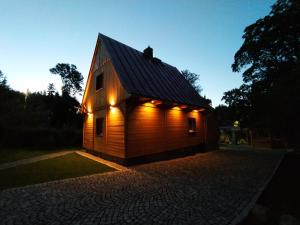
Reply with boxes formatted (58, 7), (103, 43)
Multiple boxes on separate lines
(218, 0), (300, 148)
(0, 72), (82, 149)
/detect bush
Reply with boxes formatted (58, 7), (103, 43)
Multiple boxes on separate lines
(0, 127), (82, 149)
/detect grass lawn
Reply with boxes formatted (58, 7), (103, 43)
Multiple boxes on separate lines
(0, 147), (78, 164)
(239, 151), (300, 225)
(0, 153), (115, 190)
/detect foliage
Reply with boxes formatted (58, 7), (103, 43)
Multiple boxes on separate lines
(202, 95), (212, 106)
(0, 70), (83, 149)
(181, 69), (203, 94)
(0, 70), (8, 87)
(1, 127), (82, 148)
(50, 63), (84, 96)
(222, 0), (300, 147)
(215, 105), (235, 127)
(47, 83), (56, 96)
(232, 0), (300, 83)
(221, 84), (252, 127)
(181, 69), (212, 104)
(0, 83), (26, 130)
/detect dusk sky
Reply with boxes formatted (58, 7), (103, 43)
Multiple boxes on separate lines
(0, 0), (274, 106)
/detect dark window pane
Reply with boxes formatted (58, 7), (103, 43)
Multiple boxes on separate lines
(96, 118), (104, 136)
(188, 118), (196, 132)
(96, 73), (103, 90)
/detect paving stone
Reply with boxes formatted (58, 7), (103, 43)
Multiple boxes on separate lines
(0, 149), (284, 225)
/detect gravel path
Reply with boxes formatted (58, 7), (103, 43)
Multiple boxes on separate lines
(0, 149), (284, 225)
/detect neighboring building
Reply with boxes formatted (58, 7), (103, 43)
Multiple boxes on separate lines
(81, 33), (218, 165)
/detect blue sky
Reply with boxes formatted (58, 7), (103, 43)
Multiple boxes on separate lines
(0, 0), (274, 106)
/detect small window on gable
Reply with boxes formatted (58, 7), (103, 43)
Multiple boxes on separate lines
(188, 118), (196, 133)
(96, 73), (103, 90)
(96, 118), (104, 136)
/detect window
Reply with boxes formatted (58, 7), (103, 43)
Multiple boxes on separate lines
(96, 73), (103, 90)
(96, 118), (104, 136)
(188, 118), (196, 132)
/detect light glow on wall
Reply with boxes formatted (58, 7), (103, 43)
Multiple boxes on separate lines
(168, 106), (184, 123)
(107, 89), (117, 107)
(141, 102), (159, 120)
(143, 102), (156, 108)
(85, 102), (93, 115)
(172, 106), (181, 111)
(107, 105), (124, 127)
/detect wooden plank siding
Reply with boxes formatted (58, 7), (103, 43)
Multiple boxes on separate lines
(92, 108), (125, 158)
(82, 38), (128, 159)
(83, 114), (94, 150)
(126, 103), (205, 158)
(106, 107), (125, 158)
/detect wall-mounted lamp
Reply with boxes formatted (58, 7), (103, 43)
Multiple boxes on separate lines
(110, 106), (116, 113)
(150, 100), (162, 105)
(110, 100), (116, 106)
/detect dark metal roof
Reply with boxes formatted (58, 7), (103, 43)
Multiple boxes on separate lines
(99, 33), (210, 108)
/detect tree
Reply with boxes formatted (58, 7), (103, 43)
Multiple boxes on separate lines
(0, 70), (8, 88)
(228, 0), (300, 146)
(47, 83), (56, 96)
(0, 71), (26, 131)
(49, 63), (84, 96)
(215, 105), (234, 127)
(181, 70), (202, 94)
(222, 84), (252, 127)
(232, 0), (300, 84)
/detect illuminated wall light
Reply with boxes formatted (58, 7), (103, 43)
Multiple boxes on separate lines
(86, 103), (92, 114)
(150, 100), (162, 105)
(110, 106), (116, 113)
(193, 109), (199, 113)
(108, 93), (116, 107)
(110, 99), (116, 106)
(87, 112), (93, 117)
(180, 105), (188, 109)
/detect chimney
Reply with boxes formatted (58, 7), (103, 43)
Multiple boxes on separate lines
(143, 46), (153, 59)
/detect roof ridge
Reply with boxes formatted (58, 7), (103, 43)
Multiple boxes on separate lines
(99, 33), (142, 54)
(98, 33), (178, 69)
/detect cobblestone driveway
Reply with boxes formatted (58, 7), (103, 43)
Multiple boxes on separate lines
(0, 149), (284, 225)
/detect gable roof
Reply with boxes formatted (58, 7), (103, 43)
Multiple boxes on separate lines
(98, 33), (209, 108)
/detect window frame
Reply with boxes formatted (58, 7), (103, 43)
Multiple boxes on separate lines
(96, 73), (104, 91)
(95, 117), (104, 137)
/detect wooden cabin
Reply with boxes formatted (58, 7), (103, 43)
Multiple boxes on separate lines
(82, 33), (219, 165)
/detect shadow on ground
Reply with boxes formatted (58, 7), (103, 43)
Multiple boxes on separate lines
(239, 151), (300, 225)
